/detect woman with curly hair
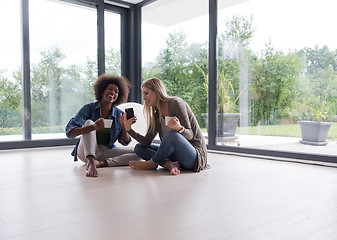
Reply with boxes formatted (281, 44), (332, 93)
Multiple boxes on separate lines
(66, 74), (140, 177)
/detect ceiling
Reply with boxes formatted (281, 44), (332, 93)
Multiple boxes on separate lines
(120, 0), (144, 3)
(106, 0), (250, 26)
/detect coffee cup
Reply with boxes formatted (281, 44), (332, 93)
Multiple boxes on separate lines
(103, 119), (113, 128)
(165, 116), (173, 126)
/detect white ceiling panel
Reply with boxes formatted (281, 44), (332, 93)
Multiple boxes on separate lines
(106, 0), (251, 26)
(142, 0), (251, 26)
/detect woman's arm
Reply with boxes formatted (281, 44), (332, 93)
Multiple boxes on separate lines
(170, 98), (194, 140)
(68, 118), (104, 138)
(122, 114), (156, 147)
(119, 113), (132, 144)
(128, 129), (155, 147)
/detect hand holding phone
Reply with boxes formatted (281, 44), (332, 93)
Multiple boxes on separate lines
(125, 108), (135, 120)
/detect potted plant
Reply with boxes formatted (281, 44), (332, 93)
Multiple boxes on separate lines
(298, 68), (334, 146)
(298, 102), (333, 146)
(197, 65), (243, 142)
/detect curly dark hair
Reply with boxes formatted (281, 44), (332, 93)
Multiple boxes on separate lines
(93, 74), (130, 106)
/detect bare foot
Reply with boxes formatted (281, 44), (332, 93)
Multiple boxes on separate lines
(86, 160), (98, 177)
(95, 160), (108, 168)
(85, 156), (98, 177)
(129, 160), (158, 170)
(163, 160), (181, 175)
(85, 159), (107, 169)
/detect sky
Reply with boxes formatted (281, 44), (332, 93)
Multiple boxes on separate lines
(0, 0), (120, 78)
(229, 0), (337, 53)
(1, 0), (337, 78)
(142, 0), (337, 62)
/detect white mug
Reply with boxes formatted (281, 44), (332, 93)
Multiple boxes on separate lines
(103, 119), (113, 128)
(165, 116), (173, 126)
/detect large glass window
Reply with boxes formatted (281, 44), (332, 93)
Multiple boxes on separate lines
(105, 10), (121, 75)
(0, 0), (23, 141)
(142, 0), (209, 130)
(217, 0), (337, 157)
(29, 0), (97, 140)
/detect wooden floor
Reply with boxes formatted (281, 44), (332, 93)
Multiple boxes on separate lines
(1, 146), (337, 240)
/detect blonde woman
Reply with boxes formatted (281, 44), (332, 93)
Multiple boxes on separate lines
(123, 78), (208, 175)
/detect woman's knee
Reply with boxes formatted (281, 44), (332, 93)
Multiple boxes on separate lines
(162, 130), (184, 144)
(83, 119), (94, 127)
(163, 130), (180, 140)
(134, 143), (141, 152)
(134, 143), (145, 156)
(134, 143), (156, 160)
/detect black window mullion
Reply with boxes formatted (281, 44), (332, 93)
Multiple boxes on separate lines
(21, 0), (32, 140)
(208, 0), (218, 148)
(97, 1), (105, 76)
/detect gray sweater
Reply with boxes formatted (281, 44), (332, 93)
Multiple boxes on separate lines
(128, 97), (208, 172)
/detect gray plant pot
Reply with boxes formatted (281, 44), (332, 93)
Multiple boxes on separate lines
(298, 120), (332, 146)
(201, 113), (241, 142)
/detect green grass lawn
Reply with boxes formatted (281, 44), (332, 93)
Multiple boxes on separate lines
(201, 122), (337, 139)
(1, 123), (337, 140)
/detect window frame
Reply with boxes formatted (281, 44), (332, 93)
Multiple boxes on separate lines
(1, 0), (336, 166)
(0, 0), (137, 150)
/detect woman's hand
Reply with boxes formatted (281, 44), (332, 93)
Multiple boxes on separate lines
(68, 118), (104, 138)
(120, 112), (137, 131)
(94, 118), (104, 130)
(167, 116), (182, 131)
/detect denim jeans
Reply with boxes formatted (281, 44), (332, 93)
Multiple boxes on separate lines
(134, 130), (197, 170)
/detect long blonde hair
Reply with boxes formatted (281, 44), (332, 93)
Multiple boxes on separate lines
(142, 78), (173, 134)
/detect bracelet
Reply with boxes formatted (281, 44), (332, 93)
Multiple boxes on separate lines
(178, 127), (184, 134)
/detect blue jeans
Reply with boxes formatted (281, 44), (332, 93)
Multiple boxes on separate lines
(134, 131), (197, 170)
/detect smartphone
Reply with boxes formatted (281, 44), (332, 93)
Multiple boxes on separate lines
(125, 108), (135, 120)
